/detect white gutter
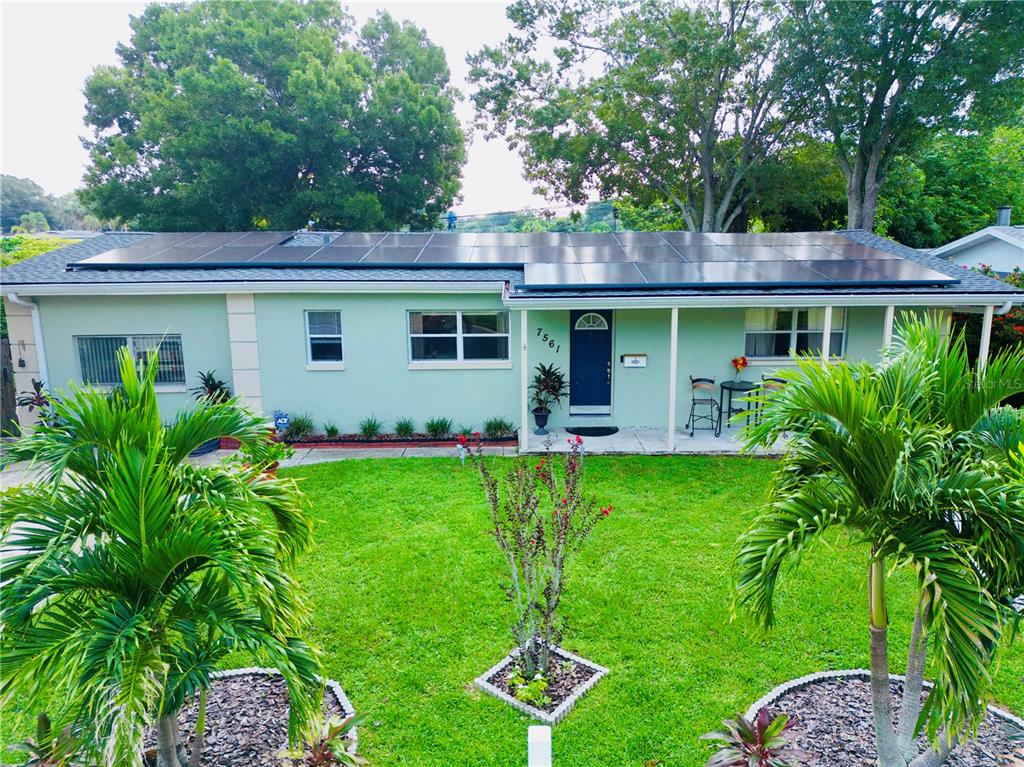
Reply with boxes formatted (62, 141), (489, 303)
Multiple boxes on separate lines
(2, 280), (507, 297)
(501, 293), (1023, 310)
(952, 300), (1015, 315)
(7, 293), (49, 385)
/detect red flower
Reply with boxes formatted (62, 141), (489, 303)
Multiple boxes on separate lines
(534, 463), (543, 471)
(474, 431), (481, 437)
(600, 505), (612, 517)
(457, 434), (468, 445)
(561, 498), (568, 505)
(574, 435), (583, 444)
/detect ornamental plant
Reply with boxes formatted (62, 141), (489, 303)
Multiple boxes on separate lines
(701, 710), (805, 767)
(731, 355), (749, 374)
(470, 436), (610, 676)
(0, 348), (320, 767)
(737, 315), (1024, 767)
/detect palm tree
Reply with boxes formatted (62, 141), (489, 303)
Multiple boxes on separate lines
(1, 348), (320, 767)
(736, 315), (1024, 767)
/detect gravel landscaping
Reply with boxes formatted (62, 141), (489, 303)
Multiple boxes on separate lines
(762, 676), (1023, 767)
(143, 671), (353, 767)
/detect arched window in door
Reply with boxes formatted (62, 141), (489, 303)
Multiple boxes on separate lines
(574, 312), (609, 331)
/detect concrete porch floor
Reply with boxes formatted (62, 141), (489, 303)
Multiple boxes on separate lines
(524, 423), (783, 455)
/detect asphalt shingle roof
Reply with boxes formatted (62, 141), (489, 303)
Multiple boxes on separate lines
(1, 229), (1018, 299)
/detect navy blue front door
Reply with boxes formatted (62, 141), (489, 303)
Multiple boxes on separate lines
(569, 310), (613, 413)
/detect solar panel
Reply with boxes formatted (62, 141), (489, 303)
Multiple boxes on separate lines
(522, 263), (586, 287)
(772, 245), (848, 261)
(326, 232), (386, 247)
(614, 232), (668, 246)
(746, 260), (832, 283)
(636, 261), (734, 285)
(248, 245), (324, 263)
(474, 232), (525, 246)
(191, 246), (269, 264)
(472, 246), (522, 263)
(803, 259), (896, 282)
(793, 232), (859, 245)
(417, 246), (475, 263)
(139, 247), (211, 264)
(865, 259), (958, 284)
(821, 244), (892, 259)
(659, 232), (715, 247)
(579, 262), (644, 285)
(125, 233), (202, 249)
(377, 233), (433, 247)
(717, 245), (791, 262)
(360, 246), (422, 263)
(230, 231), (295, 247)
(556, 246), (629, 263)
(301, 246), (370, 264)
(706, 232), (806, 246)
(516, 232), (570, 246)
(521, 246), (570, 263)
(689, 261), (761, 284)
(420, 232), (478, 245)
(675, 246), (749, 262)
(619, 245), (684, 262)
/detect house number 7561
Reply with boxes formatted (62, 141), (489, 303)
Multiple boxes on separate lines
(536, 327), (561, 353)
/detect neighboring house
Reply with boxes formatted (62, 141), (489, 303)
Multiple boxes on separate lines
(931, 207), (1024, 275)
(3, 229), (1020, 452)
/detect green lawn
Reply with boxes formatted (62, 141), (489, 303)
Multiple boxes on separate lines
(288, 455), (1023, 767)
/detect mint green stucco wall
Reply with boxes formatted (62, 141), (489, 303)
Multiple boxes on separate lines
(36, 294), (232, 416)
(31, 291), (890, 433)
(254, 292), (520, 433)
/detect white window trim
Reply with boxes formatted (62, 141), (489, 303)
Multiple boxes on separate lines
(407, 310), (511, 368)
(74, 333), (187, 387)
(744, 308), (846, 360)
(305, 310), (344, 367)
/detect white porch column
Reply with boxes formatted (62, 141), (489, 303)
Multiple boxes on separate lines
(978, 304), (995, 373)
(882, 304), (895, 350)
(519, 308), (529, 454)
(820, 305), (833, 365)
(667, 307), (679, 453)
(226, 293), (263, 416)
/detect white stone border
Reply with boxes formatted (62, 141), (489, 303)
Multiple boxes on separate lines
(473, 645), (608, 725)
(212, 667), (359, 753)
(745, 668), (1024, 732)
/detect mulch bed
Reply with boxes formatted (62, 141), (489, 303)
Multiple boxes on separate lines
(764, 676), (1022, 767)
(487, 651), (601, 714)
(143, 672), (350, 767)
(283, 435), (516, 448)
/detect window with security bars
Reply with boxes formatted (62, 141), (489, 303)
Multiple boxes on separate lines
(75, 335), (186, 385)
(408, 310), (510, 362)
(744, 308), (845, 359)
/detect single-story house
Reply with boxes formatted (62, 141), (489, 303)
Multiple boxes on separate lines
(3, 229), (1021, 452)
(932, 207), (1023, 276)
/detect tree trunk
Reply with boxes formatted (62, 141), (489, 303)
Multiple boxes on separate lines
(897, 604), (929, 760)
(869, 556), (907, 767)
(0, 336), (19, 437)
(156, 715), (183, 767)
(187, 689), (207, 767)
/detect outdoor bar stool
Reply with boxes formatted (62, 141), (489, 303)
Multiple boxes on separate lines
(756, 375), (787, 424)
(685, 376), (721, 437)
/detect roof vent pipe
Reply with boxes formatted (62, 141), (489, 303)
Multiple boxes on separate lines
(996, 206), (1011, 226)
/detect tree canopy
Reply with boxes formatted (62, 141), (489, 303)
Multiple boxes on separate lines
(781, 0), (1024, 231)
(469, 0), (799, 233)
(80, 0), (465, 231)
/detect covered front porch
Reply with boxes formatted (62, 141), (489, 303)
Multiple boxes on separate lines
(513, 299), (1007, 455)
(523, 423), (782, 455)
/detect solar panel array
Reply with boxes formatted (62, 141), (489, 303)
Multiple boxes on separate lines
(68, 230), (959, 289)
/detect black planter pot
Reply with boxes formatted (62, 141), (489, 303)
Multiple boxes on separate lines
(532, 407), (551, 435)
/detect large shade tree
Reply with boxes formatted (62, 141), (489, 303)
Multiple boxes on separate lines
(780, 0), (1024, 232)
(737, 317), (1024, 767)
(469, 0), (800, 232)
(0, 350), (319, 767)
(80, 0), (464, 231)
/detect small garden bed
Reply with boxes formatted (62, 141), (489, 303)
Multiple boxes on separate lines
(749, 672), (1023, 767)
(474, 646), (608, 725)
(143, 669), (356, 767)
(282, 433), (517, 448)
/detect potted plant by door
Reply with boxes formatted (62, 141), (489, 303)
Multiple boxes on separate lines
(529, 363), (568, 435)
(188, 370), (232, 456)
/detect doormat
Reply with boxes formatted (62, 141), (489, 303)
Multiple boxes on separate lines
(565, 426), (619, 437)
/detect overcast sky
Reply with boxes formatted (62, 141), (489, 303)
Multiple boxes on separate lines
(0, 0), (550, 215)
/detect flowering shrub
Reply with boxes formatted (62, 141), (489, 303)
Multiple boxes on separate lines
(470, 435), (610, 676)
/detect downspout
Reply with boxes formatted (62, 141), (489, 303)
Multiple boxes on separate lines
(6, 293), (49, 386)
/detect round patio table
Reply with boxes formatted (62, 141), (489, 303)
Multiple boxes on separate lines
(717, 379), (758, 437)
